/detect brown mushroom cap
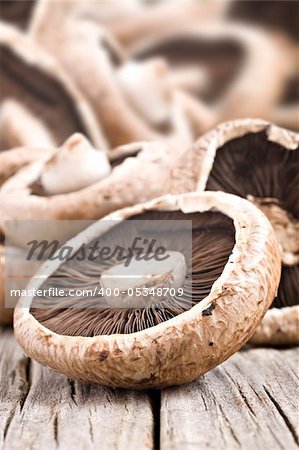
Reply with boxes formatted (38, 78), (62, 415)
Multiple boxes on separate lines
(171, 119), (298, 345)
(0, 22), (106, 150)
(0, 136), (186, 246)
(14, 191), (280, 388)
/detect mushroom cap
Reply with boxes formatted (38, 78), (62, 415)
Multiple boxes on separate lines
(0, 139), (184, 246)
(0, 145), (54, 186)
(30, 14), (193, 149)
(131, 23), (288, 114)
(170, 119), (298, 345)
(249, 306), (299, 346)
(30, 0), (227, 51)
(0, 22), (106, 150)
(14, 191), (281, 389)
(130, 22), (297, 132)
(0, 144), (55, 325)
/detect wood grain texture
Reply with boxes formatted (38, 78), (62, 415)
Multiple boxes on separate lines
(160, 347), (299, 450)
(0, 328), (298, 450)
(0, 328), (154, 450)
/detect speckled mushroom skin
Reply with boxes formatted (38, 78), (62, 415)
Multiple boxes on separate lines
(14, 191), (281, 389)
(0, 22), (106, 149)
(170, 119), (298, 346)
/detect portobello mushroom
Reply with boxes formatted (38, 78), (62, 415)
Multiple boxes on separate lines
(30, 11), (193, 148)
(0, 145), (54, 325)
(170, 119), (298, 345)
(14, 191), (280, 388)
(0, 22), (105, 151)
(0, 134), (188, 248)
(130, 23), (294, 132)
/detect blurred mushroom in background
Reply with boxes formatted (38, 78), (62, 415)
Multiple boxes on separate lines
(0, 0), (36, 30)
(130, 22), (293, 132)
(0, 23), (106, 151)
(227, 0), (299, 131)
(170, 119), (299, 346)
(0, 134), (191, 247)
(30, 0), (228, 49)
(227, 0), (299, 43)
(30, 9), (194, 149)
(29, 0), (298, 136)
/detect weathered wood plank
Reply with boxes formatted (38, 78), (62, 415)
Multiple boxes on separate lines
(160, 347), (299, 450)
(1, 327), (298, 450)
(0, 328), (154, 450)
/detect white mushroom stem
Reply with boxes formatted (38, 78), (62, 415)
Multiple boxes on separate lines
(100, 251), (187, 308)
(40, 133), (111, 195)
(0, 99), (55, 149)
(117, 58), (173, 128)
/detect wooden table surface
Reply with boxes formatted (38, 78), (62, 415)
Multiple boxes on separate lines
(0, 327), (298, 450)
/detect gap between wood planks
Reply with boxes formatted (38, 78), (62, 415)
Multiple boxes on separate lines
(0, 328), (298, 450)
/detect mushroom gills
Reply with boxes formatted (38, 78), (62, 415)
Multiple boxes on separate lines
(205, 130), (299, 309)
(30, 210), (235, 336)
(0, 45), (88, 149)
(101, 251), (187, 309)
